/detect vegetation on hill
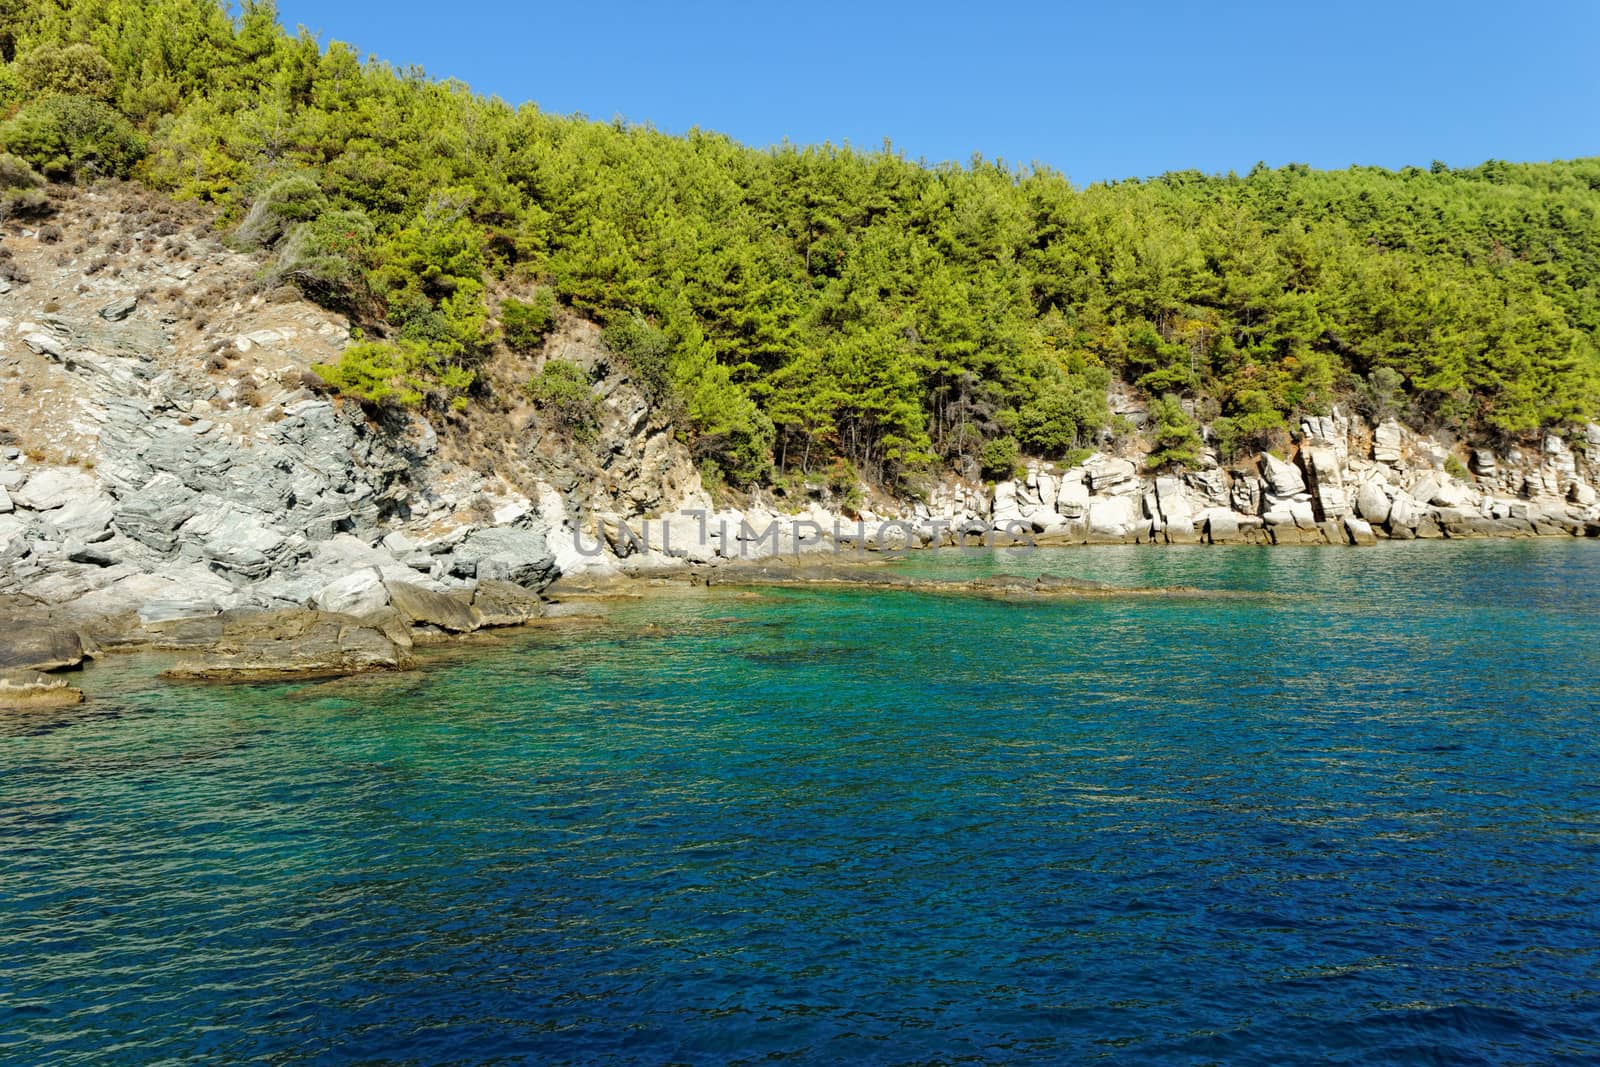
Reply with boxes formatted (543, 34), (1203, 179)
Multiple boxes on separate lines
(3, 0), (1598, 490)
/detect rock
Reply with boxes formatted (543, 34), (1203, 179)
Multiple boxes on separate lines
(1355, 481), (1392, 524)
(449, 527), (558, 590)
(1086, 495), (1138, 540)
(386, 580), (482, 633)
(12, 468), (99, 511)
(1299, 444), (1348, 518)
(66, 543), (116, 567)
(138, 598), (222, 625)
(1373, 420), (1404, 464)
(1471, 449), (1498, 477)
(160, 609), (414, 681)
(471, 579), (546, 627)
(22, 332), (65, 358)
(46, 494), (115, 542)
(1387, 492), (1422, 530)
(0, 487), (10, 514)
(0, 626), (85, 673)
(1343, 516), (1378, 546)
(99, 296), (138, 321)
(0, 675), (85, 709)
(1086, 457), (1137, 493)
(313, 570), (391, 616)
(1204, 510), (1241, 544)
(1259, 453), (1305, 497)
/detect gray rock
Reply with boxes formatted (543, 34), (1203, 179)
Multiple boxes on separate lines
(22, 332), (65, 358)
(313, 570), (391, 616)
(99, 296), (138, 322)
(46, 494), (115, 542)
(66, 542), (116, 567)
(472, 580), (545, 627)
(1343, 516), (1378, 546)
(1373, 420), (1404, 464)
(159, 609), (414, 681)
(449, 527), (558, 590)
(1259, 453), (1306, 497)
(0, 625), (85, 675)
(386, 581), (481, 633)
(0, 487), (10, 514)
(138, 598), (223, 625)
(13, 468), (99, 511)
(1355, 481), (1392, 524)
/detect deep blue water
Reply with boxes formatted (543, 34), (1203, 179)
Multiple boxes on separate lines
(4, 541), (1600, 1065)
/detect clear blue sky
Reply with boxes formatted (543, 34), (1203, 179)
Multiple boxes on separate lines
(271, 0), (1599, 184)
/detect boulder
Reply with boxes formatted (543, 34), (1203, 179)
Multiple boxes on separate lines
(46, 494), (115, 542)
(386, 580), (482, 633)
(313, 570), (391, 616)
(1260, 453), (1305, 497)
(1086, 495), (1138, 540)
(472, 580), (546, 627)
(1086, 457), (1137, 493)
(1343, 516), (1378, 546)
(1355, 481), (1392, 524)
(1203, 510), (1240, 545)
(448, 527), (558, 590)
(1373, 420), (1404, 464)
(0, 626), (85, 674)
(99, 296), (138, 322)
(160, 609), (414, 681)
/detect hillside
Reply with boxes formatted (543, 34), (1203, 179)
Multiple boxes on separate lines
(2, 0), (1598, 498)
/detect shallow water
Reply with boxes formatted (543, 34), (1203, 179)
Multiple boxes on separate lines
(4, 541), (1600, 1065)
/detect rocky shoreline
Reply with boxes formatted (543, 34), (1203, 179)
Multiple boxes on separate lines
(4, 187), (1600, 706)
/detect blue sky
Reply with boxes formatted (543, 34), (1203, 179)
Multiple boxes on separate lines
(272, 0), (1599, 184)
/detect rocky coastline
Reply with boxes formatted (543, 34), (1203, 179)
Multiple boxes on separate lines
(4, 186), (1600, 705)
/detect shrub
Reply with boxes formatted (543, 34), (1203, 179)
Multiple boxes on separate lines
(312, 339), (428, 409)
(524, 359), (599, 440)
(0, 95), (145, 179)
(0, 153), (48, 221)
(501, 289), (557, 350)
(268, 208), (374, 308)
(980, 435), (1022, 481)
(1145, 393), (1203, 471)
(235, 173), (328, 249)
(602, 313), (672, 402)
(19, 43), (115, 101)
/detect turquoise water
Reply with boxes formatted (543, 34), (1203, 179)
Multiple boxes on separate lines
(4, 542), (1600, 1065)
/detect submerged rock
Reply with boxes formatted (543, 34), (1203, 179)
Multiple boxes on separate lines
(0, 675), (85, 709)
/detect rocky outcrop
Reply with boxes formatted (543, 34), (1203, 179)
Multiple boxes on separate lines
(160, 608), (414, 681)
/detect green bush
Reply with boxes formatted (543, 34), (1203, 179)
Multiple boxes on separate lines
(312, 339), (428, 409)
(235, 173), (328, 249)
(980, 435), (1022, 481)
(502, 289), (557, 350)
(268, 208), (374, 307)
(19, 43), (115, 101)
(1145, 394), (1203, 471)
(602, 313), (673, 402)
(0, 152), (48, 220)
(0, 95), (145, 179)
(525, 359), (599, 440)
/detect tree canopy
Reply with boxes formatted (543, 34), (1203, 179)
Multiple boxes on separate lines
(4, 0), (1598, 487)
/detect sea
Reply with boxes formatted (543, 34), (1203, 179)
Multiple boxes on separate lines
(4, 541), (1599, 1065)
